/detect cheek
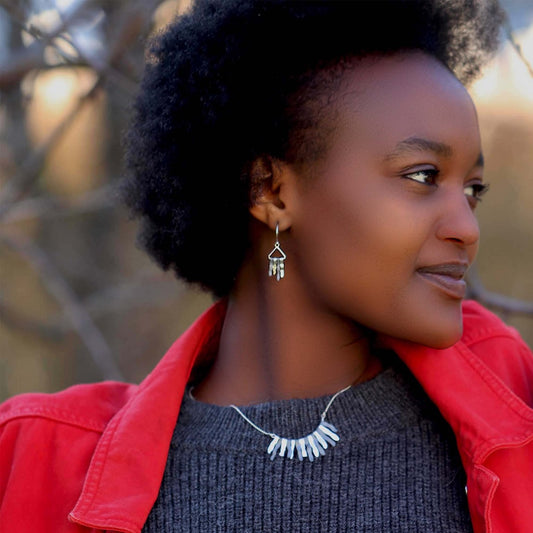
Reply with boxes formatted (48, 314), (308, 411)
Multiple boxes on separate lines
(291, 185), (429, 314)
(290, 184), (465, 348)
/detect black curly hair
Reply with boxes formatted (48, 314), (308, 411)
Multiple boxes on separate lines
(123, 0), (504, 297)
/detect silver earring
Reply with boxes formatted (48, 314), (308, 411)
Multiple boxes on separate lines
(268, 223), (286, 281)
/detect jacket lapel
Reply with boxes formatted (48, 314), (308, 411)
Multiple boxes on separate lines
(386, 336), (533, 532)
(69, 302), (226, 533)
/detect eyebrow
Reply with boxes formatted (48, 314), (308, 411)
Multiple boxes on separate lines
(383, 137), (452, 161)
(383, 136), (484, 167)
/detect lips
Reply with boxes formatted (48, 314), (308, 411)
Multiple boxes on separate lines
(416, 263), (468, 299)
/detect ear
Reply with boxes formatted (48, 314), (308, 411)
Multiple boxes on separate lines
(248, 155), (296, 232)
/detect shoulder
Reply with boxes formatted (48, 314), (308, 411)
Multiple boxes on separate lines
(0, 381), (138, 523)
(461, 300), (533, 406)
(0, 381), (138, 479)
(0, 380), (138, 433)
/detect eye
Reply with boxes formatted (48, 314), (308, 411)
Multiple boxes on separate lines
(464, 182), (490, 202)
(402, 168), (438, 186)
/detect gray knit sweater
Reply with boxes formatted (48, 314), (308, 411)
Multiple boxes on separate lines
(143, 357), (473, 532)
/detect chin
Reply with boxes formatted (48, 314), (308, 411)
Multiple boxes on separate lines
(388, 304), (464, 349)
(408, 297), (465, 349)
(414, 320), (464, 349)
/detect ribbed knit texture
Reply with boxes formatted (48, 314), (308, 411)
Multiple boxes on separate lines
(143, 356), (473, 532)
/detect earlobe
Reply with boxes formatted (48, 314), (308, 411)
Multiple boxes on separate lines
(248, 155), (293, 231)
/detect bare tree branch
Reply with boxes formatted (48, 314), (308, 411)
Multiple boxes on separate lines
(0, 0), (141, 94)
(0, 298), (64, 340)
(2, 184), (117, 222)
(467, 266), (533, 316)
(503, 16), (533, 79)
(1, 275), (185, 338)
(83, 276), (187, 317)
(0, 1), (167, 219)
(0, 231), (124, 380)
(0, 41), (45, 88)
(0, 0), (91, 63)
(0, 75), (102, 218)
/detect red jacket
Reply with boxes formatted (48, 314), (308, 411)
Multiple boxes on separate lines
(0, 300), (532, 533)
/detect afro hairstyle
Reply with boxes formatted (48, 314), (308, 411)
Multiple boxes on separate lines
(122, 0), (504, 297)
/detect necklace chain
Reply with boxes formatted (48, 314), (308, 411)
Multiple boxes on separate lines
(229, 383), (352, 439)
(189, 383), (353, 462)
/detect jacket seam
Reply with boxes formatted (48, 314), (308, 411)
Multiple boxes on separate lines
(457, 342), (533, 421)
(473, 464), (499, 533)
(69, 511), (140, 533)
(461, 327), (521, 347)
(477, 432), (533, 466)
(453, 343), (533, 463)
(71, 409), (123, 516)
(0, 407), (107, 433)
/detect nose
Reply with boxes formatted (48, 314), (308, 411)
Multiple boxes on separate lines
(435, 192), (480, 248)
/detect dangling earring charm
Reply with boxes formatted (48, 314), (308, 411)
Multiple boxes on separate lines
(268, 223), (286, 281)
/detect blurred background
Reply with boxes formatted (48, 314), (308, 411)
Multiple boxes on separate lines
(0, 0), (532, 401)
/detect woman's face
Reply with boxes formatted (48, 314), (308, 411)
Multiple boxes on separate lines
(286, 53), (485, 348)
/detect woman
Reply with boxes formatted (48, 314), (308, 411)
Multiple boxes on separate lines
(1, 1), (532, 532)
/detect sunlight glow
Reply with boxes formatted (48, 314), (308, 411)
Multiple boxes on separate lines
(471, 22), (533, 110)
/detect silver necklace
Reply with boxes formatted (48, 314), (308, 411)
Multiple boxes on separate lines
(224, 385), (352, 462)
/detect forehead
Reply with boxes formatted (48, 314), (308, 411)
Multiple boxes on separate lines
(328, 52), (481, 160)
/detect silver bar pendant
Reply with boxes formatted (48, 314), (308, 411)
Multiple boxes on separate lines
(263, 422), (341, 461)
(321, 420), (338, 433)
(319, 423), (340, 442)
(288, 439), (296, 459)
(317, 426), (337, 447)
(313, 430), (328, 449)
(279, 438), (288, 457)
(267, 436), (279, 455)
(308, 435), (320, 458)
(299, 438), (307, 459)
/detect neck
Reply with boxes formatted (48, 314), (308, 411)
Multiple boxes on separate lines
(194, 252), (381, 405)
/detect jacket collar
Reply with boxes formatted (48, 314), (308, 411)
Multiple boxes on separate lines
(69, 301), (226, 533)
(384, 335), (533, 464)
(69, 300), (533, 532)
